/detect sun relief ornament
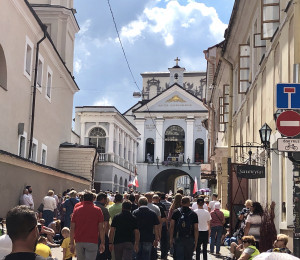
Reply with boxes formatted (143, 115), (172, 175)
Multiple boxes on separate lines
(167, 95), (186, 103)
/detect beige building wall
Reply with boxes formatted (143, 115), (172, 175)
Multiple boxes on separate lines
(0, 0), (78, 168)
(206, 0), (296, 245)
(0, 151), (90, 218)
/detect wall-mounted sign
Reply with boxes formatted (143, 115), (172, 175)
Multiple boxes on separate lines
(278, 138), (300, 152)
(236, 165), (265, 179)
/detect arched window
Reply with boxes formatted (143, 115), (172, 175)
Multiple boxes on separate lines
(0, 45), (7, 90)
(164, 125), (185, 161)
(194, 138), (204, 163)
(119, 177), (123, 193)
(89, 127), (106, 153)
(114, 175), (118, 192)
(145, 138), (154, 162)
(124, 179), (128, 191)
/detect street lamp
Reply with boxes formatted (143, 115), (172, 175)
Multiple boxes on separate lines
(259, 123), (272, 149)
(156, 157), (159, 169)
(187, 157), (191, 170)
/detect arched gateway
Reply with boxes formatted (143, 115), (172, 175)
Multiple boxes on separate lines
(150, 169), (194, 194)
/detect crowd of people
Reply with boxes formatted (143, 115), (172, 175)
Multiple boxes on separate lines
(0, 187), (297, 260)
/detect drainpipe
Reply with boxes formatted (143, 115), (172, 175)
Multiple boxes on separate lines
(91, 148), (98, 189)
(28, 26), (47, 160)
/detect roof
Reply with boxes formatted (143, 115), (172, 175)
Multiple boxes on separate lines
(132, 82), (207, 113)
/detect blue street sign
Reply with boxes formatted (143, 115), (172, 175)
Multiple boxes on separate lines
(277, 83), (300, 109)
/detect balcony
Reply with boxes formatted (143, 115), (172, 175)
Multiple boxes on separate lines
(98, 153), (134, 172)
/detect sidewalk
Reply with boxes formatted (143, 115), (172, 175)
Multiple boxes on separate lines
(51, 245), (230, 260)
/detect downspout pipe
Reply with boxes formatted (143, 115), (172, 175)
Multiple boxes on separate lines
(28, 26), (47, 159)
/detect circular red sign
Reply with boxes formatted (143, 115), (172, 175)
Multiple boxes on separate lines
(277, 111), (300, 137)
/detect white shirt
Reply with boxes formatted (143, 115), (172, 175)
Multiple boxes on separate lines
(28, 193), (34, 209)
(0, 234), (12, 259)
(209, 200), (218, 211)
(192, 202), (208, 211)
(43, 196), (57, 211)
(194, 208), (211, 231)
(22, 194), (32, 208)
(147, 203), (161, 217)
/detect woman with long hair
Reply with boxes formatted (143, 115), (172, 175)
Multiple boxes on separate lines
(167, 193), (182, 222)
(244, 201), (264, 249)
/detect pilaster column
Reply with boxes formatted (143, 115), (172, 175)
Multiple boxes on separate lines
(108, 123), (114, 153)
(135, 119), (145, 162)
(80, 122), (85, 145)
(186, 117), (195, 162)
(155, 118), (164, 162)
(116, 127), (119, 156)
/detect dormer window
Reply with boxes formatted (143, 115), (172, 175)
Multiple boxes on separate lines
(174, 73), (178, 80)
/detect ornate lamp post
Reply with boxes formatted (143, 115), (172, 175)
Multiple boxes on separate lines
(259, 123), (272, 149)
(187, 157), (191, 170)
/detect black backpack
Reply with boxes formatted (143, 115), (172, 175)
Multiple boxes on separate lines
(176, 208), (193, 238)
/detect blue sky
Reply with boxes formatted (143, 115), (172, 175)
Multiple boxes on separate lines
(73, 0), (234, 113)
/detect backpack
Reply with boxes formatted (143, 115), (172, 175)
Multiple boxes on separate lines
(176, 208), (193, 238)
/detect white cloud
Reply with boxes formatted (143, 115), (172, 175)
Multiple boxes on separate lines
(119, 1), (227, 46)
(93, 97), (113, 106)
(78, 19), (91, 35)
(74, 59), (82, 74)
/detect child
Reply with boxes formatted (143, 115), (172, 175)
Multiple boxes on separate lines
(35, 236), (52, 258)
(61, 227), (74, 260)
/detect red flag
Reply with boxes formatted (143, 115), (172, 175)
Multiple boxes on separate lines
(134, 176), (139, 188)
(193, 176), (198, 194)
(134, 166), (139, 187)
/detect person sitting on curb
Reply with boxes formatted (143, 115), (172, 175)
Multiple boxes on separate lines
(267, 234), (292, 254)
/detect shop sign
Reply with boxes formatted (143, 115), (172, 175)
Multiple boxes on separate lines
(236, 165), (265, 179)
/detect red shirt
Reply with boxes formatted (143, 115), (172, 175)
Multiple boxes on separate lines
(73, 201), (83, 211)
(71, 201), (104, 244)
(210, 209), (225, 227)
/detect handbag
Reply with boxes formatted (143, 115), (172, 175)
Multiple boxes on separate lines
(37, 203), (44, 213)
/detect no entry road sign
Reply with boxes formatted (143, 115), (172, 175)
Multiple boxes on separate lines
(277, 83), (300, 109)
(276, 111), (300, 137)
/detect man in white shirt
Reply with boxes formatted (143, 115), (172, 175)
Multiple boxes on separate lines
(42, 190), (57, 226)
(26, 186), (34, 210)
(208, 193), (218, 212)
(194, 198), (211, 260)
(20, 189), (33, 209)
(192, 196), (208, 211)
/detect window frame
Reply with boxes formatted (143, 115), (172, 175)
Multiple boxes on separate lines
(219, 97), (225, 132)
(261, 0), (280, 40)
(30, 138), (38, 162)
(238, 44), (251, 94)
(45, 66), (53, 102)
(36, 54), (44, 92)
(18, 131), (27, 158)
(41, 143), (47, 165)
(24, 36), (34, 81)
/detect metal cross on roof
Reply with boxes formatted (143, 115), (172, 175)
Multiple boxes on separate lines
(174, 57), (180, 66)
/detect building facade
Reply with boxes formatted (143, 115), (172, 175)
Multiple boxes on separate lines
(0, 0), (90, 217)
(124, 62), (211, 193)
(73, 106), (140, 193)
(205, 0), (299, 250)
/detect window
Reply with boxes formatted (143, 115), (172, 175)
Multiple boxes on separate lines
(89, 127), (106, 153)
(223, 85), (229, 124)
(41, 144), (47, 165)
(18, 132), (27, 158)
(145, 138), (155, 162)
(37, 55), (44, 90)
(0, 45), (7, 90)
(24, 36), (34, 80)
(164, 125), (185, 161)
(261, 0), (280, 40)
(30, 138), (38, 162)
(46, 67), (53, 100)
(194, 139), (205, 163)
(238, 44), (251, 93)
